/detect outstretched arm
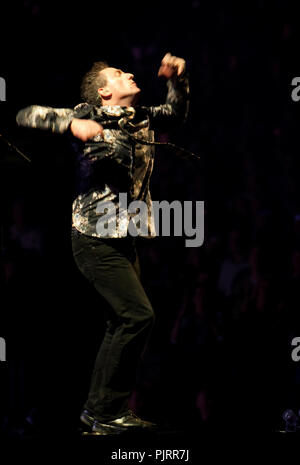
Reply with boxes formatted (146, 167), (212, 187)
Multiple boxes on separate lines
(16, 102), (104, 141)
(143, 53), (190, 131)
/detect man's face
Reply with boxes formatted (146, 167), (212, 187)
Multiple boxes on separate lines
(98, 67), (141, 105)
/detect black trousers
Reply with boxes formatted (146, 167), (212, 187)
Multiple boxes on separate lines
(71, 228), (155, 421)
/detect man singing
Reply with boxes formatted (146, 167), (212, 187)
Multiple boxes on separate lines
(16, 53), (190, 435)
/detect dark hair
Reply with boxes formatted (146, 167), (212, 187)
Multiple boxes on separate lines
(80, 61), (109, 105)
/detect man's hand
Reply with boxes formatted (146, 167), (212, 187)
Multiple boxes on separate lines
(70, 118), (104, 142)
(158, 53), (186, 79)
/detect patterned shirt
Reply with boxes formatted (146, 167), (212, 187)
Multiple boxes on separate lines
(16, 74), (190, 239)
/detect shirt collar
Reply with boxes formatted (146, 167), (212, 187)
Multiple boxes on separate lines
(96, 106), (136, 119)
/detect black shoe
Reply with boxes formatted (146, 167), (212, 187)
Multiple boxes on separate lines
(92, 410), (156, 435)
(80, 410), (95, 429)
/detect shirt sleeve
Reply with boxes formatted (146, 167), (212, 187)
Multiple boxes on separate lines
(142, 73), (190, 132)
(16, 102), (93, 134)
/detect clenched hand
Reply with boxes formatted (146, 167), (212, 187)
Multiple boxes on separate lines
(70, 118), (104, 142)
(158, 53), (186, 79)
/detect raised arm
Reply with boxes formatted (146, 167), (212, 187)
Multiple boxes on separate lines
(143, 53), (190, 131)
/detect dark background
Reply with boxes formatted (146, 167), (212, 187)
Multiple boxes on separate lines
(1, 0), (300, 437)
